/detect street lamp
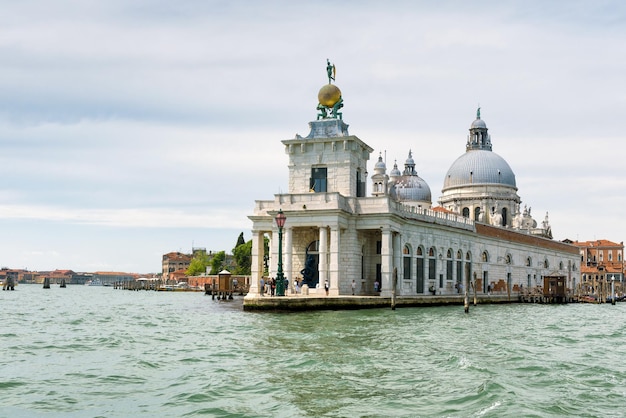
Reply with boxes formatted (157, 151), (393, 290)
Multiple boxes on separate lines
(274, 209), (287, 296)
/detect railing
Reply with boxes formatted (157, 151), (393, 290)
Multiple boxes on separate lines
(254, 195), (475, 230)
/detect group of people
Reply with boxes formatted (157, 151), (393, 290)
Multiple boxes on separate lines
(259, 277), (303, 296)
(258, 277), (386, 296)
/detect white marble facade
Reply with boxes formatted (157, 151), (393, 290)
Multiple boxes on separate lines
(246, 110), (579, 299)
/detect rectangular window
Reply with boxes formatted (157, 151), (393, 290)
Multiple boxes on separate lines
(356, 170), (365, 197)
(428, 259), (436, 281)
(376, 241), (382, 255)
(403, 257), (411, 280)
(310, 167), (327, 192)
(456, 260), (462, 284)
(447, 260), (453, 281)
(416, 258), (424, 293)
(483, 271), (488, 292)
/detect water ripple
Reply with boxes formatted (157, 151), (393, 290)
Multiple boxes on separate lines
(3, 285), (626, 417)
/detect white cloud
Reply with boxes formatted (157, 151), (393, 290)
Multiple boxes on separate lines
(0, 0), (625, 271)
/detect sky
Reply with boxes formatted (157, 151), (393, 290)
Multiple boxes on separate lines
(1, 0), (625, 274)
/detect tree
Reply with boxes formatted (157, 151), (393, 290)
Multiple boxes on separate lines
(235, 232), (245, 249)
(186, 252), (211, 276)
(210, 251), (226, 274)
(232, 240), (252, 275)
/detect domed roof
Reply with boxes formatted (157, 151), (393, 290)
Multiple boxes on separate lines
(471, 118), (487, 129)
(405, 153), (415, 166)
(443, 149), (516, 189)
(374, 154), (386, 170)
(389, 161), (401, 177)
(390, 175), (432, 202)
(389, 150), (432, 203)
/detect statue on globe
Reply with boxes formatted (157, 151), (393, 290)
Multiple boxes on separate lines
(317, 59), (343, 120)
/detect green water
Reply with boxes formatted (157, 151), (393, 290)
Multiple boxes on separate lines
(1, 284), (625, 417)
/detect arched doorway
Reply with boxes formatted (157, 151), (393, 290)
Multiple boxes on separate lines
(300, 240), (320, 288)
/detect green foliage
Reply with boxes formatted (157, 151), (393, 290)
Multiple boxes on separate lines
(210, 251), (226, 275)
(235, 232), (245, 248)
(186, 252), (211, 276)
(232, 240), (252, 275)
(263, 236), (270, 275)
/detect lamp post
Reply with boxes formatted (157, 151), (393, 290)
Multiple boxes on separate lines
(274, 209), (286, 296)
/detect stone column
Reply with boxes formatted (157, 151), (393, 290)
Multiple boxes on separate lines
(329, 226), (340, 295)
(380, 227), (393, 297)
(269, 230), (276, 279)
(393, 232), (402, 294)
(318, 227), (328, 295)
(246, 230), (264, 297)
(285, 227), (293, 294)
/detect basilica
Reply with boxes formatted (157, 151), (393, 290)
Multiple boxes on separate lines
(245, 67), (579, 301)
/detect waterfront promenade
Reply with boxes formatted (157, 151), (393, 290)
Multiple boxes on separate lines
(243, 292), (516, 311)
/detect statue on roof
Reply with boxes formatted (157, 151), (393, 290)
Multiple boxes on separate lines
(326, 59), (336, 84)
(477, 106), (481, 119)
(317, 59), (343, 120)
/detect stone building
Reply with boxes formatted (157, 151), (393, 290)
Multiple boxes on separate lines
(572, 239), (624, 293)
(246, 68), (579, 300)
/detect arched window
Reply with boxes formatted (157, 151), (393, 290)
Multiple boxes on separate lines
(456, 250), (463, 285)
(403, 244), (412, 280)
(428, 247), (436, 283)
(482, 251), (489, 262)
(416, 246), (425, 293)
(544, 259), (550, 268)
(505, 254), (512, 264)
(462, 207), (470, 218)
(446, 249), (453, 282)
(526, 257), (532, 267)
(474, 207), (481, 221)
(559, 261), (564, 270)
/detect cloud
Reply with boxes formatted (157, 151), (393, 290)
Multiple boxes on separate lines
(0, 0), (625, 271)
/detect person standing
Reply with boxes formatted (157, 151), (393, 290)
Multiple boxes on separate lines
(374, 280), (380, 293)
(324, 279), (329, 296)
(351, 279), (356, 295)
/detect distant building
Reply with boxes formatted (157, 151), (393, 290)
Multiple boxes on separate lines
(571, 239), (624, 291)
(162, 252), (192, 282)
(93, 271), (137, 285)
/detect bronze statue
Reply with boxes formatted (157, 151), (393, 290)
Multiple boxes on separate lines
(326, 59), (335, 84)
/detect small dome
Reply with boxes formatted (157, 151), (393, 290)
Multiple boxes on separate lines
(390, 175), (432, 203)
(405, 153), (415, 166)
(471, 118), (487, 129)
(389, 161), (401, 177)
(374, 154), (386, 170)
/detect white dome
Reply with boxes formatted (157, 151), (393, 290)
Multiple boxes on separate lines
(443, 150), (516, 190)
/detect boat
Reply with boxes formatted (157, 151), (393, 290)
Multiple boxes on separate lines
(85, 279), (103, 286)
